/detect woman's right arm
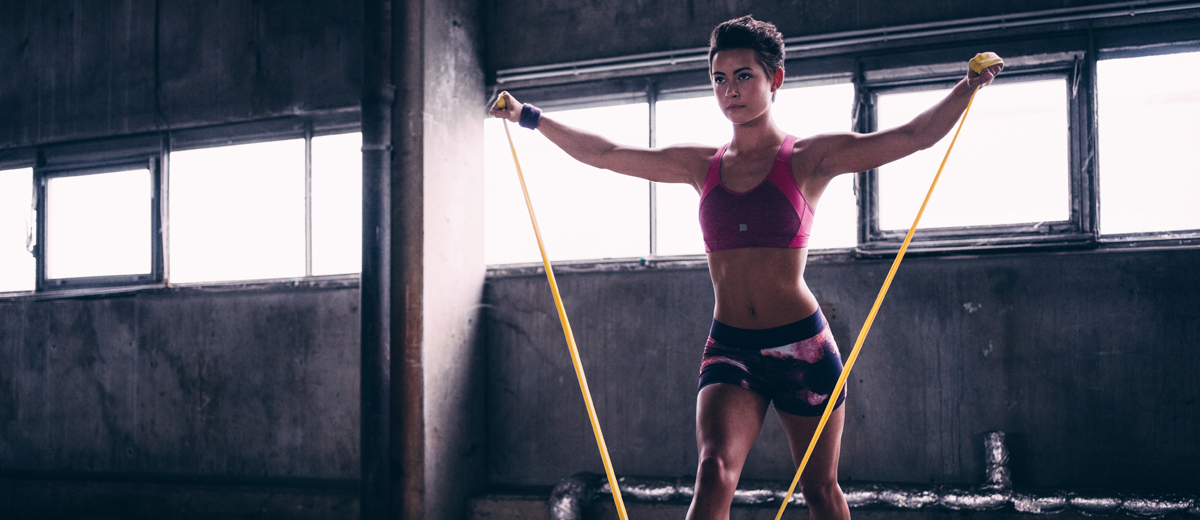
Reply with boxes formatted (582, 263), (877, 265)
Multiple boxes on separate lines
(490, 92), (710, 188)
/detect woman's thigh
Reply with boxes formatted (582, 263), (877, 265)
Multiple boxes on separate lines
(695, 383), (770, 462)
(776, 404), (846, 487)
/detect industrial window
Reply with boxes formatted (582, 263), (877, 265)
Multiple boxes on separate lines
(1097, 50), (1200, 236)
(0, 116), (362, 297)
(652, 94), (724, 257)
(311, 132), (363, 276)
(874, 78), (1071, 232)
(484, 103), (650, 265)
(483, 83), (857, 265)
(168, 139), (308, 283)
(44, 168), (153, 280)
(0, 168), (35, 293)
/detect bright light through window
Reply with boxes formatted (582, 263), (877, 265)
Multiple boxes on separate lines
(311, 132), (362, 275)
(45, 169), (152, 279)
(169, 139), (306, 283)
(484, 103), (650, 265)
(654, 95), (727, 256)
(655, 82), (857, 255)
(877, 79), (1070, 230)
(774, 83), (857, 249)
(1098, 51), (1200, 235)
(0, 168), (35, 292)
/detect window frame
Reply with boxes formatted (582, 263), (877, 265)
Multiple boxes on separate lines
(0, 149), (39, 295)
(34, 135), (166, 291)
(0, 110), (363, 298)
(1092, 42), (1200, 246)
(486, 15), (1200, 270)
(855, 58), (1095, 254)
(493, 52), (1105, 263)
(167, 113), (362, 285)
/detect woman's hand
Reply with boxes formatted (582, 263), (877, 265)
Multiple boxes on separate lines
(966, 59), (1004, 89)
(489, 91), (523, 123)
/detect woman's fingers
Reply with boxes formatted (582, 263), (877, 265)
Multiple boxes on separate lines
(967, 64), (1003, 88)
(489, 92), (523, 122)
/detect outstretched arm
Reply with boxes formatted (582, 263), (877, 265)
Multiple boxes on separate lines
(489, 92), (709, 188)
(807, 59), (1003, 180)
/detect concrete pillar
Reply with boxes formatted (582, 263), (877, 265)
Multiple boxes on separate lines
(362, 0), (485, 517)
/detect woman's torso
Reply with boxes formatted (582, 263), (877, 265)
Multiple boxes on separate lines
(692, 134), (827, 329)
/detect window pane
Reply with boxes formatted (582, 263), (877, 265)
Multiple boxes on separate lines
(654, 95), (727, 256)
(484, 103), (649, 265)
(774, 83), (857, 249)
(0, 168), (35, 292)
(877, 79), (1070, 230)
(169, 139), (305, 283)
(654, 82), (857, 255)
(45, 169), (151, 279)
(1098, 51), (1200, 235)
(312, 132), (362, 275)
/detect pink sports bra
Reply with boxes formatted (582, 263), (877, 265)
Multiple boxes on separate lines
(698, 135), (815, 252)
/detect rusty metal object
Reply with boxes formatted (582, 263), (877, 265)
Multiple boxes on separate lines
(549, 473), (599, 520)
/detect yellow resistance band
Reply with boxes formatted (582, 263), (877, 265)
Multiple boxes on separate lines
(773, 78), (988, 520)
(495, 95), (630, 520)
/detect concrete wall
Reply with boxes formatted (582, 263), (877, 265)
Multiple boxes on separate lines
(0, 286), (361, 516)
(484, 248), (1200, 492)
(483, 0), (1122, 71)
(0, 0), (361, 145)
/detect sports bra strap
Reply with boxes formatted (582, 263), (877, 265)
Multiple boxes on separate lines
(701, 143), (730, 197)
(769, 135), (797, 183)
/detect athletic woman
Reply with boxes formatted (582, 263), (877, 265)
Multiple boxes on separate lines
(490, 15), (1002, 520)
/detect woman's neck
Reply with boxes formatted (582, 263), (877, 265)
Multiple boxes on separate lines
(728, 112), (786, 153)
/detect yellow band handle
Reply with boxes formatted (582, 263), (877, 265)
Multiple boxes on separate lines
(497, 109), (630, 520)
(970, 52), (1004, 74)
(773, 85), (983, 520)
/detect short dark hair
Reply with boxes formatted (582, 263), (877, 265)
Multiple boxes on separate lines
(708, 15), (785, 77)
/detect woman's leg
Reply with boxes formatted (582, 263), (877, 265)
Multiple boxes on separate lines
(777, 405), (851, 520)
(686, 383), (770, 520)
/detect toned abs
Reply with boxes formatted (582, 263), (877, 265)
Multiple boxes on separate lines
(707, 247), (820, 329)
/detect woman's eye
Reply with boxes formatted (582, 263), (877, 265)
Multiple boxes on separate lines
(739, 73), (752, 81)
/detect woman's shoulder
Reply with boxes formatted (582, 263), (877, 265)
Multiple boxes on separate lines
(793, 131), (858, 152)
(657, 142), (724, 170)
(788, 132), (857, 183)
(660, 142), (723, 157)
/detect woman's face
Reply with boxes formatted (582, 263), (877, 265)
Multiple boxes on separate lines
(710, 48), (782, 125)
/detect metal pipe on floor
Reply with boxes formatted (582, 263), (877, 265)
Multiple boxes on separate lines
(984, 430), (1013, 490)
(549, 473), (599, 520)
(574, 431), (1199, 517)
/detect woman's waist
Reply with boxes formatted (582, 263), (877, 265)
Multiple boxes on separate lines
(711, 284), (819, 329)
(708, 308), (828, 349)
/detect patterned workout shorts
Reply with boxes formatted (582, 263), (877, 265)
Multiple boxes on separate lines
(698, 309), (846, 416)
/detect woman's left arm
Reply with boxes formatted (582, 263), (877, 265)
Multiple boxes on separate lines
(806, 61), (1003, 179)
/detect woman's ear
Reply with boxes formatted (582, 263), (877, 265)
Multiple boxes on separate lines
(771, 67), (785, 91)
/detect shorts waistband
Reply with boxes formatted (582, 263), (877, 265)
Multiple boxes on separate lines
(709, 309), (828, 349)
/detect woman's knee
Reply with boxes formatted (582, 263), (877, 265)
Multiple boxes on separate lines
(800, 478), (843, 509)
(695, 454), (740, 490)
